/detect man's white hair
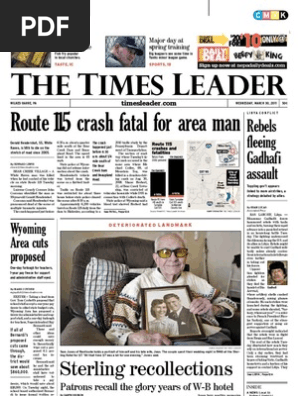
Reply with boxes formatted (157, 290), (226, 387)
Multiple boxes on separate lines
(154, 233), (187, 252)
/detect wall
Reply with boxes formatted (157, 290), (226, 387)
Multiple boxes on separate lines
(205, 231), (241, 293)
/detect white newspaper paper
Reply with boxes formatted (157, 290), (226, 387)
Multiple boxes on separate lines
(3, 1), (296, 396)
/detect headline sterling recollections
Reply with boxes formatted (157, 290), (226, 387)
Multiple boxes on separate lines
(60, 360), (233, 380)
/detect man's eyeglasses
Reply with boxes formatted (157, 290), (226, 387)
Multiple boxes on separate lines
(156, 248), (188, 258)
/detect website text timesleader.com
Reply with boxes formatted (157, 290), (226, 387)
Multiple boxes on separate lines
(121, 100), (177, 107)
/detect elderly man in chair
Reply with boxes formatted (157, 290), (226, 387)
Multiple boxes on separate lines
(105, 233), (237, 346)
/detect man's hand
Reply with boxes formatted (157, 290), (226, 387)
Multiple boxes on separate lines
(127, 330), (172, 346)
(189, 297), (213, 316)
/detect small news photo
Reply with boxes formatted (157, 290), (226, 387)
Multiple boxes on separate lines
(11, 52), (51, 68)
(267, 260), (288, 285)
(105, 36), (145, 67)
(60, 230), (241, 346)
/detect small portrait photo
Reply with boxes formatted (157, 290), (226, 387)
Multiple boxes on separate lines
(11, 52), (51, 68)
(267, 260), (288, 285)
(141, 285), (206, 341)
(105, 36), (145, 67)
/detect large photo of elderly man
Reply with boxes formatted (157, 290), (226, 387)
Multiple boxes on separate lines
(60, 231), (241, 346)
(105, 36), (145, 67)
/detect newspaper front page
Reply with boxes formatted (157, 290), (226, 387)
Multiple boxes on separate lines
(3, 2), (295, 396)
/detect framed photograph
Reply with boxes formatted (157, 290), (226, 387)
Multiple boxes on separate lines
(141, 285), (206, 341)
